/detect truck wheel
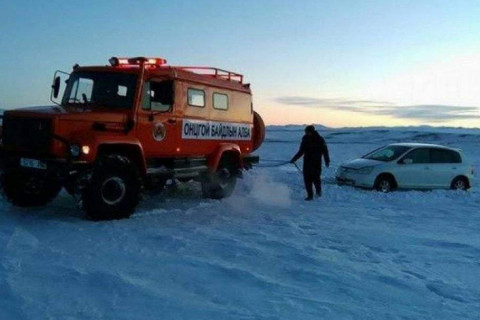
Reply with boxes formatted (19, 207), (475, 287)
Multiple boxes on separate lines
(82, 155), (141, 221)
(2, 169), (61, 207)
(201, 167), (237, 199)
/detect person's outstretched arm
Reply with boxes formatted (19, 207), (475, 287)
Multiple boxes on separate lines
(290, 138), (305, 163)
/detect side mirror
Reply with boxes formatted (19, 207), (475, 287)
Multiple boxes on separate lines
(52, 76), (61, 98)
(402, 158), (413, 164)
(50, 70), (70, 106)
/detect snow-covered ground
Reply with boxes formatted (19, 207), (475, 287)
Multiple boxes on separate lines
(1, 126), (479, 319)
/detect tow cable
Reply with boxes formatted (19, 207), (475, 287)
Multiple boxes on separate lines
(255, 159), (337, 186)
(254, 159), (302, 173)
(254, 159), (290, 168)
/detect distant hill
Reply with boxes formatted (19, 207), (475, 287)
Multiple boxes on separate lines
(266, 124), (479, 133)
(267, 124), (330, 131)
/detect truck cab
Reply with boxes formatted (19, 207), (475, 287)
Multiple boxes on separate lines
(0, 57), (265, 220)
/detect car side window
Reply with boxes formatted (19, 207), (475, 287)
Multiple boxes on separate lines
(404, 148), (430, 164)
(142, 81), (173, 112)
(430, 149), (461, 163)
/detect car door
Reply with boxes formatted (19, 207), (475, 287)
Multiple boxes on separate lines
(394, 148), (432, 189)
(429, 148), (462, 188)
(136, 80), (179, 158)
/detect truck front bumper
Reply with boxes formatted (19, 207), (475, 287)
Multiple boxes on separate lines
(0, 147), (90, 181)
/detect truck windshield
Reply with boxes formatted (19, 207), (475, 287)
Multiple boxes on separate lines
(363, 145), (411, 162)
(62, 71), (137, 109)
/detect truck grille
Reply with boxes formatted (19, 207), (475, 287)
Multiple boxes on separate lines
(2, 116), (52, 153)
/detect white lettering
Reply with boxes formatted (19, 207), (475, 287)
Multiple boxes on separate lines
(181, 119), (252, 140)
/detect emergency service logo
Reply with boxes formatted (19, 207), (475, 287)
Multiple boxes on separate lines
(153, 123), (166, 141)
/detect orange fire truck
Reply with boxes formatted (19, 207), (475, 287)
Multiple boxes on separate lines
(0, 57), (265, 220)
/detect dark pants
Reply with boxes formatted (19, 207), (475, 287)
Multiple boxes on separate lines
(303, 171), (321, 198)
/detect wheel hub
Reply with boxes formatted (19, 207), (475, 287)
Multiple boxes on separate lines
(217, 168), (232, 189)
(24, 176), (45, 195)
(379, 180), (391, 193)
(454, 180), (466, 190)
(101, 177), (126, 205)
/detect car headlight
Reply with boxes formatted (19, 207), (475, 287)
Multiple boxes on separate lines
(70, 144), (81, 157)
(356, 166), (375, 174)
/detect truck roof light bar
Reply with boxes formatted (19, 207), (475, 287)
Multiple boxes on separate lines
(109, 57), (167, 67)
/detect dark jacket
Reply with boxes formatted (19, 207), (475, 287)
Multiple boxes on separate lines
(291, 131), (330, 174)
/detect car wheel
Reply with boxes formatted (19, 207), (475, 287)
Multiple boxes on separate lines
(375, 175), (394, 193)
(451, 176), (469, 191)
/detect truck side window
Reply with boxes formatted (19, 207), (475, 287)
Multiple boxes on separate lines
(213, 93), (228, 110)
(187, 88), (205, 107)
(69, 78), (93, 103)
(142, 81), (173, 112)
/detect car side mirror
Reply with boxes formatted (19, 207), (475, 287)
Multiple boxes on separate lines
(402, 158), (413, 164)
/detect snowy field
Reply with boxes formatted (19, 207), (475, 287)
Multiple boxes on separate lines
(1, 126), (479, 320)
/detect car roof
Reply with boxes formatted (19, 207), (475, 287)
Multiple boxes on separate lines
(389, 143), (461, 152)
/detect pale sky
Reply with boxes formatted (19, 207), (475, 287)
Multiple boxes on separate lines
(1, 0), (479, 128)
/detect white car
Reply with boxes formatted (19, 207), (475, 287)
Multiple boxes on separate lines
(336, 143), (474, 192)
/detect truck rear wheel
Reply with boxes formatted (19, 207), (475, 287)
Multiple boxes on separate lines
(2, 169), (61, 207)
(82, 155), (141, 221)
(201, 167), (237, 199)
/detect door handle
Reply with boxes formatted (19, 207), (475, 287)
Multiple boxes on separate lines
(167, 118), (176, 124)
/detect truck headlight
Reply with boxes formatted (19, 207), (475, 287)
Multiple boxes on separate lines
(82, 145), (90, 155)
(70, 144), (81, 157)
(356, 166), (375, 174)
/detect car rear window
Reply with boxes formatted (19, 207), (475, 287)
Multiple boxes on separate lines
(430, 149), (461, 163)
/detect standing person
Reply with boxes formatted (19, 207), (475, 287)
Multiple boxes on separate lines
(290, 125), (330, 200)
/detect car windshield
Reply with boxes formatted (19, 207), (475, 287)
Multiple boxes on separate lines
(363, 145), (411, 162)
(62, 71), (137, 110)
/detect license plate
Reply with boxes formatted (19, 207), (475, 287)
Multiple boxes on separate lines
(20, 158), (47, 170)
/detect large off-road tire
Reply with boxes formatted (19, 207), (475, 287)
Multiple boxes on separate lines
(201, 167), (237, 199)
(451, 176), (469, 191)
(81, 155), (141, 221)
(2, 169), (61, 207)
(201, 153), (240, 199)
